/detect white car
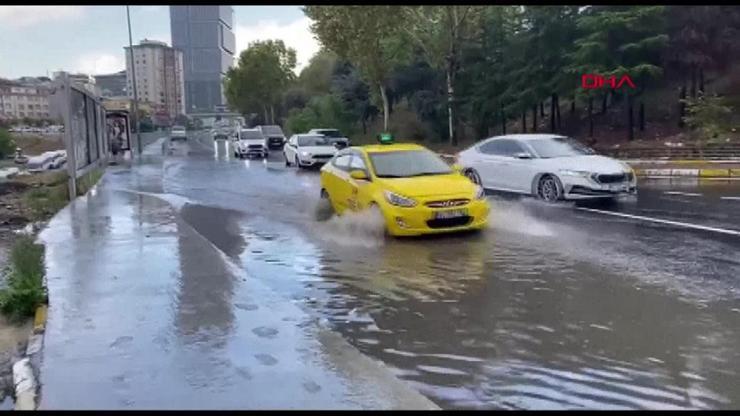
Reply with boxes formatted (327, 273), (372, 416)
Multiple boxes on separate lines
(234, 128), (268, 159)
(456, 134), (637, 202)
(283, 134), (339, 168)
(171, 125), (187, 141)
(307, 128), (350, 149)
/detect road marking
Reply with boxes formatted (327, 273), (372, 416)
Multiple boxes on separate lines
(721, 196), (740, 201)
(576, 207), (740, 237)
(664, 191), (702, 197)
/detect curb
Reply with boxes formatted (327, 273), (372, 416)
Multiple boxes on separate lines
(12, 304), (47, 410)
(634, 168), (740, 178)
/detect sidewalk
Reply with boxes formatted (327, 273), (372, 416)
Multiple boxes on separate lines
(35, 140), (438, 410)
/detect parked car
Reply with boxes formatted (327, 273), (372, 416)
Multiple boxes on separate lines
(258, 125), (287, 150)
(235, 128), (268, 159)
(49, 150), (67, 169)
(171, 125), (187, 141)
(308, 128), (350, 149)
(283, 134), (340, 168)
(456, 134), (637, 203)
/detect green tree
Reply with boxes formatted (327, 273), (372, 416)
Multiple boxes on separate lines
(297, 49), (338, 95)
(0, 128), (17, 158)
(285, 94), (355, 136)
(401, 6), (485, 145)
(304, 6), (410, 132)
(224, 40), (297, 124)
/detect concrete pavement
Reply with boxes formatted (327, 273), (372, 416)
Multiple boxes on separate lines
(35, 137), (438, 410)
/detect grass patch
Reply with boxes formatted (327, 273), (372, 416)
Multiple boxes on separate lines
(23, 183), (68, 221)
(0, 236), (45, 322)
(76, 167), (103, 196)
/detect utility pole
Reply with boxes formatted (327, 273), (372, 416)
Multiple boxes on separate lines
(126, 6), (142, 156)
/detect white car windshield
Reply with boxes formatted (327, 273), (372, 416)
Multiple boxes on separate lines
(240, 131), (263, 140)
(528, 137), (595, 158)
(368, 150), (452, 178)
(298, 136), (331, 146)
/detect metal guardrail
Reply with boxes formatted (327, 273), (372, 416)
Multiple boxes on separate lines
(597, 145), (740, 160)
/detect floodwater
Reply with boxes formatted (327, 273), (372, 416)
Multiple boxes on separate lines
(42, 133), (740, 409)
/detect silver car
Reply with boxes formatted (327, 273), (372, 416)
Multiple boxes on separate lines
(456, 134), (637, 202)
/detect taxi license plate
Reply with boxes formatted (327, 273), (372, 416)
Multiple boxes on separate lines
(434, 209), (468, 220)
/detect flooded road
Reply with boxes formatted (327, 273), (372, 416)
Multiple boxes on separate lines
(41, 133), (740, 409)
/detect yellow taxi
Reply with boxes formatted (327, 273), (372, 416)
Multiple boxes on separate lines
(319, 137), (490, 237)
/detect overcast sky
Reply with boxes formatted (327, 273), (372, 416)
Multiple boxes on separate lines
(0, 5), (320, 79)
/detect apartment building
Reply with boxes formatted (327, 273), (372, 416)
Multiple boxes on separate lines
(124, 39), (186, 119)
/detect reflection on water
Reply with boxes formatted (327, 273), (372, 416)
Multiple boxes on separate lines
(233, 211), (740, 410)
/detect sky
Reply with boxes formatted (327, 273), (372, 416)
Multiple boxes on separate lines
(0, 5), (320, 79)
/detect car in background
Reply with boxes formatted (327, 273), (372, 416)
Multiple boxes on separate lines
(258, 125), (287, 150)
(234, 128), (268, 159)
(456, 134), (637, 203)
(171, 125), (187, 141)
(308, 128), (350, 149)
(319, 141), (489, 237)
(283, 134), (339, 168)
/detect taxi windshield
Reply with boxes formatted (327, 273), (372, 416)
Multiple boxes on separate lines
(368, 150), (452, 178)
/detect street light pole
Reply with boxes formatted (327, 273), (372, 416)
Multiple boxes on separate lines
(126, 5), (142, 156)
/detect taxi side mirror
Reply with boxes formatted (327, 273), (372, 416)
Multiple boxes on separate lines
(350, 170), (368, 180)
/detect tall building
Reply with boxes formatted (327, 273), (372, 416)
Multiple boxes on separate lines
(170, 6), (235, 113)
(124, 39), (186, 120)
(0, 78), (51, 120)
(95, 70), (127, 97)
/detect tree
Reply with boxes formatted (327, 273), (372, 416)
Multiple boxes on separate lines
(331, 60), (378, 135)
(285, 94), (355, 136)
(297, 49), (338, 96)
(0, 129), (16, 158)
(401, 5), (485, 145)
(304, 6), (410, 132)
(224, 40), (297, 124)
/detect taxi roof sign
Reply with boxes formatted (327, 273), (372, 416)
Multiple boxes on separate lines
(378, 133), (394, 144)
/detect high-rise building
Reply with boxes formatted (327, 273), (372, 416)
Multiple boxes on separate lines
(95, 70), (127, 98)
(124, 39), (186, 120)
(169, 6), (235, 113)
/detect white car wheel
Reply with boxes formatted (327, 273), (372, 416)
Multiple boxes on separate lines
(537, 175), (563, 203)
(463, 168), (482, 185)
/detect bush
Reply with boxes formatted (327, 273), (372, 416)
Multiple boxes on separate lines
(285, 94), (356, 136)
(0, 128), (17, 158)
(682, 94), (733, 141)
(0, 236), (45, 322)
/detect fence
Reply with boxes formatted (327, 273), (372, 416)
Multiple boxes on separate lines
(50, 74), (109, 197)
(596, 144), (740, 160)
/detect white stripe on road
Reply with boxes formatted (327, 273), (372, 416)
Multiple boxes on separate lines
(664, 191), (702, 197)
(721, 196), (740, 201)
(576, 207), (740, 237)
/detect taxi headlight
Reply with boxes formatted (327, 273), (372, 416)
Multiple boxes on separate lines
(474, 185), (486, 200)
(384, 190), (417, 207)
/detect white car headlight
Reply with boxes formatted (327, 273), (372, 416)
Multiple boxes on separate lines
(474, 185), (486, 200)
(300, 151), (311, 157)
(559, 169), (591, 177)
(384, 190), (417, 207)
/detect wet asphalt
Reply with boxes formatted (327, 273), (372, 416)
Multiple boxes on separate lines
(38, 132), (740, 409)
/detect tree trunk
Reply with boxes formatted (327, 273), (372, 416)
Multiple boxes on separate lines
(379, 84), (389, 132)
(532, 105), (537, 132)
(446, 68), (456, 146)
(571, 95), (575, 116)
(691, 64), (697, 98)
(588, 97), (594, 138)
(270, 105), (275, 125)
(550, 94), (556, 133)
(500, 103), (506, 135)
(540, 101), (544, 117)
(521, 111), (526, 133)
(699, 67), (704, 96)
(639, 101), (645, 132)
(627, 93), (634, 141)
(601, 92), (608, 114)
(555, 94), (561, 131)
(678, 84), (687, 128)
(263, 106), (269, 125)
